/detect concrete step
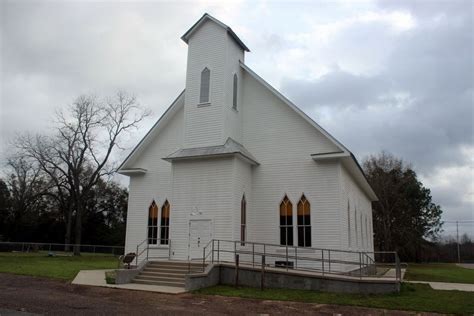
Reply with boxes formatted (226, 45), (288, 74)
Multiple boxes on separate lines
(132, 279), (185, 287)
(143, 267), (192, 274)
(144, 265), (202, 272)
(140, 271), (187, 278)
(135, 275), (184, 282)
(147, 261), (202, 267)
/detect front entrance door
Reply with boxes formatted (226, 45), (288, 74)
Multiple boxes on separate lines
(188, 220), (212, 260)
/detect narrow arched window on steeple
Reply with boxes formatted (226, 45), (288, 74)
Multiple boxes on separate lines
(233, 73), (238, 109)
(200, 67), (210, 103)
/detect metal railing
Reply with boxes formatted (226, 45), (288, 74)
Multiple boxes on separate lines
(197, 239), (401, 282)
(134, 238), (172, 268)
(0, 241), (124, 255)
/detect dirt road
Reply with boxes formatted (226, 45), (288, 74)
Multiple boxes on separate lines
(0, 273), (437, 315)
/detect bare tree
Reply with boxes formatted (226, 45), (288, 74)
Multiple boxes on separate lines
(4, 156), (49, 240)
(17, 91), (149, 254)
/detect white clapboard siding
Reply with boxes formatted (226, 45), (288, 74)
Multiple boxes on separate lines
(170, 158), (235, 260)
(339, 164), (374, 271)
(184, 21), (242, 148)
(241, 70), (343, 260)
(223, 34), (245, 144)
(122, 16), (376, 270)
(124, 104), (184, 254)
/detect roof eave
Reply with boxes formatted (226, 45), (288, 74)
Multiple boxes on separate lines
(310, 152), (378, 201)
(163, 151), (259, 165)
(311, 151), (348, 160)
(117, 168), (147, 176)
(181, 13), (250, 52)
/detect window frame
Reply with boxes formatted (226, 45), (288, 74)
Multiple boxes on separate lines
(232, 73), (238, 110)
(355, 207), (358, 248)
(240, 194), (246, 246)
(297, 194), (312, 247)
(199, 67), (211, 104)
(347, 200), (351, 247)
(147, 201), (159, 245)
(160, 200), (170, 245)
(279, 195), (294, 246)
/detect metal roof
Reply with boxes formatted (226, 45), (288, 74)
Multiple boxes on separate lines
(164, 137), (259, 165)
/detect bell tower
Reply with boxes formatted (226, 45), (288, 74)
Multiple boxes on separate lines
(181, 14), (250, 148)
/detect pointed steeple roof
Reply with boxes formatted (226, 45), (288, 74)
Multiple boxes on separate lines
(181, 13), (250, 52)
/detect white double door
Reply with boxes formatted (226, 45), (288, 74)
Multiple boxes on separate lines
(188, 219), (212, 260)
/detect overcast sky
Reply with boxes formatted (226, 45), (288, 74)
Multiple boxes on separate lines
(1, 0), (473, 235)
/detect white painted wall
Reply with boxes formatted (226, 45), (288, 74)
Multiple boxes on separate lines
(183, 20), (244, 148)
(338, 163), (375, 271)
(123, 18), (375, 272)
(170, 157), (235, 261)
(240, 70), (344, 268)
(340, 164), (373, 253)
(124, 103), (184, 254)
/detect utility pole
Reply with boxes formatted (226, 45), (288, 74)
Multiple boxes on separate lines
(456, 221), (460, 263)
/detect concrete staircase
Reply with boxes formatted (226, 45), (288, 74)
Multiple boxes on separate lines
(132, 261), (204, 288)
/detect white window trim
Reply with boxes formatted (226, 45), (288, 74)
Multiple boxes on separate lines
(199, 66), (211, 105)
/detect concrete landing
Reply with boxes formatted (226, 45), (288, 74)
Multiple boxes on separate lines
(406, 280), (474, 292)
(384, 268), (406, 279)
(72, 269), (186, 294)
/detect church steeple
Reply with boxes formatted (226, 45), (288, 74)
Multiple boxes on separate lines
(181, 14), (248, 148)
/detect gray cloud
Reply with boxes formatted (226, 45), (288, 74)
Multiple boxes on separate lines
(279, 0), (473, 224)
(0, 0), (472, 231)
(281, 0), (473, 167)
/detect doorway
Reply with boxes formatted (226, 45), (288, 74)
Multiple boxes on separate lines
(188, 219), (212, 260)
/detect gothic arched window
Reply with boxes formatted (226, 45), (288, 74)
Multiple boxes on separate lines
(241, 194), (246, 245)
(233, 73), (238, 109)
(279, 195), (293, 246)
(297, 195), (311, 247)
(147, 201), (159, 245)
(160, 200), (170, 245)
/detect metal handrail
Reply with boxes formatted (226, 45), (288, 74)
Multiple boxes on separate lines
(200, 239), (400, 282)
(135, 238), (172, 268)
(208, 238), (398, 256)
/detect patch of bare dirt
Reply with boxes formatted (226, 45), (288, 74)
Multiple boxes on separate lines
(0, 273), (441, 315)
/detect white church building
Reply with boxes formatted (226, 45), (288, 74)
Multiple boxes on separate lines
(119, 14), (377, 269)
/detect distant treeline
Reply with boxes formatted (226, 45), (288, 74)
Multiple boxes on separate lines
(419, 236), (474, 263)
(0, 174), (127, 246)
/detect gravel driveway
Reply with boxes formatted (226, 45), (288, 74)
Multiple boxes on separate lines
(0, 273), (439, 315)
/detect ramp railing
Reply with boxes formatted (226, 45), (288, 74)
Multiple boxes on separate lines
(198, 239), (401, 282)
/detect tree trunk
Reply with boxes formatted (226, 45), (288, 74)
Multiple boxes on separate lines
(64, 205), (73, 252)
(73, 202), (82, 256)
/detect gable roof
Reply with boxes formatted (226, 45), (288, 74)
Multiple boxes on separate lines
(240, 62), (378, 201)
(164, 137), (259, 165)
(117, 90), (185, 174)
(181, 13), (250, 52)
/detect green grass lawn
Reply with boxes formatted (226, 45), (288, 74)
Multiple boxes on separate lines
(0, 252), (118, 280)
(405, 263), (474, 284)
(195, 283), (474, 315)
